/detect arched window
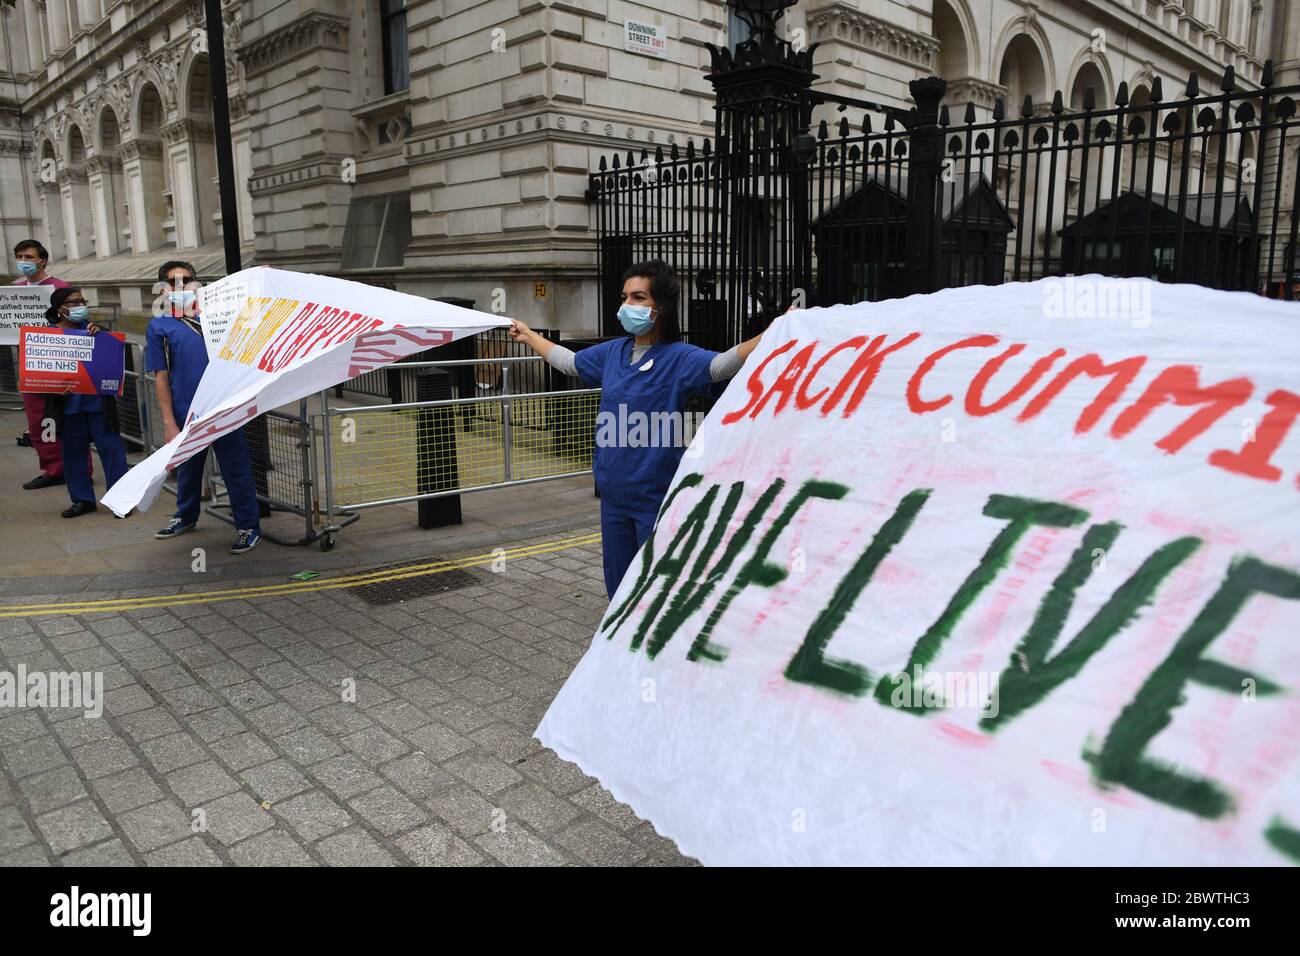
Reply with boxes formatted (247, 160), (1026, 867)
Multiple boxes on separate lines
(999, 35), (1048, 111)
(1069, 62), (1106, 111)
(933, 0), (967, 77)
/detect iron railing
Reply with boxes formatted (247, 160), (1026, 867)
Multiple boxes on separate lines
(314, 354), (598, 549)
(589, 63), (1300, 349)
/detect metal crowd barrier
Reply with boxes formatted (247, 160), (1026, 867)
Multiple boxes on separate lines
(0, 346), (19, 397)
(314, 354), (599, 550)
(6, 334), (599, 550)
(206, 399), (332, 547)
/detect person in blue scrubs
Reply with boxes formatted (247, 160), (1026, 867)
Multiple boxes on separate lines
(145, 260), (263, 554)
(510, 260), (766, 597)
(43, 287), (129, 518)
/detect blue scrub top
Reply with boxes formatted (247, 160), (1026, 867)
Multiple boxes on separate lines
(145, 314), (208, 421)
(575, 337), (717, 513)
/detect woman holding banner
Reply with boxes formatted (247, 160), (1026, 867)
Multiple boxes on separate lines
(42, 287), (128, 518)
(510, 260), (765, 598)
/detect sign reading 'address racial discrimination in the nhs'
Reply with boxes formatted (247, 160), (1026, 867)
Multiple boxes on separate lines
(101, 268), (505, 516)
(537, 277), (1300, 866)
(18, 327), (126, 396)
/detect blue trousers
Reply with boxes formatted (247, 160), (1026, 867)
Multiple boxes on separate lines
(175, 427), (261, 532)
(600, 496), (657, 599)
(62, 412), (128, 504)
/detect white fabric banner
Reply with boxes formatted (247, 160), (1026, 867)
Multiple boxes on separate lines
(536, 276), (1300, 866)
(102, 268), (507, 516)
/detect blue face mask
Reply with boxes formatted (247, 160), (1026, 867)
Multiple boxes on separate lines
(15, 261), (38, 278)
(617, 304), (655, 336)
(168, 290), (197, 310)
(66, 306), (90, 325)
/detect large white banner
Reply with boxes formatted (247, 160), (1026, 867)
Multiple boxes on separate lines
(537, 277), (1300, 866)
(102, 268), (506, 516)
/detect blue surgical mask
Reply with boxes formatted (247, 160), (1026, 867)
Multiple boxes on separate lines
(169, 290), (197, 310)
(617, 304), (655, 335)
(66, 306), (89, 325)
(15, 260), (38, 278)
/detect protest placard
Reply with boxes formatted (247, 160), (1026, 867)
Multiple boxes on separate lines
(536, 276), (1300, 866)
(18, 327), (126, 396)
(101, 268), (507, 516)
(0, 286), (54, 346)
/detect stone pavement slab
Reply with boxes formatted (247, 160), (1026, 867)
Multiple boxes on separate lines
(0, 508), (697, 867)
(0, 398), (695, 866)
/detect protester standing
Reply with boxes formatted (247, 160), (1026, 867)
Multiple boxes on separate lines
(146, 260), (263, 554)
(43, 287), (129, 518)
(12, 239), (73, 490)
(510, 260), (765, 597)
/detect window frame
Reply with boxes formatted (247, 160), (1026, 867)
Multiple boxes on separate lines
(380, 0), (411, 95)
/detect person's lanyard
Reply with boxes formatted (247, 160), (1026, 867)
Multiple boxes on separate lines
(164, 315), (204, 373)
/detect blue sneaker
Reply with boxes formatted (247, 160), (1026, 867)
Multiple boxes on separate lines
(230, 529), (262, 554)
(155, 517), (197, 539)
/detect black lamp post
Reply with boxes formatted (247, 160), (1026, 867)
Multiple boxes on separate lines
(204, 0), (241, 276)
(205, 0), (272, 518)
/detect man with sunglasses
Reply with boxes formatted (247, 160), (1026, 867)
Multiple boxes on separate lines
(144, 260), (262, 554)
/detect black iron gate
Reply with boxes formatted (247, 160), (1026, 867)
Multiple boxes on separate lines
(588, 7), (1300, 349)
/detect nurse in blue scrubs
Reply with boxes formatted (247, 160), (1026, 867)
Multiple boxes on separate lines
(43, 287), (130, 518)
(510, 260), (765, 597)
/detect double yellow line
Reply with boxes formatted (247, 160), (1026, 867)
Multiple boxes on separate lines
(0, 531), (602, 618)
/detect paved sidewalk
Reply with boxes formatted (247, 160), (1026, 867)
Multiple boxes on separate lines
(0, 405), (696, 867)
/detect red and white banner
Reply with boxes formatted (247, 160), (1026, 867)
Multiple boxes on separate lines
(537, 276), (1300, 866)
(102, 268), (505, 516)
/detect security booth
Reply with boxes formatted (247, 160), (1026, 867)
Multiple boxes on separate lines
(1058, 190), (1257, 288)
(813, 173), (1014, 305)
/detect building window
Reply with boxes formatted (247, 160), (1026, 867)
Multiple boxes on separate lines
(381, 0), (410, 95)
(342, 193), (411, 269)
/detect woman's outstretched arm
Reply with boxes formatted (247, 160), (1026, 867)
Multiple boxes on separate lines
(508, 318), (556, 359)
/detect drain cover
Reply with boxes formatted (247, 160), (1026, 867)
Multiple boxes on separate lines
(351, 564), (482, 606)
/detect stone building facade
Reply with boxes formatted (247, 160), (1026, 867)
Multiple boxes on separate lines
(1, 1), (1298, 332)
